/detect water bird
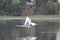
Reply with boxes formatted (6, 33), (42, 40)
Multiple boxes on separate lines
(16, 16), (37, 28)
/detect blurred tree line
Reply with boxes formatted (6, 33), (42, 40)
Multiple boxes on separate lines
(0, 0), (58, 16)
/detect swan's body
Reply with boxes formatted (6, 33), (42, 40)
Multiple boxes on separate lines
(16, 17), (37, 28)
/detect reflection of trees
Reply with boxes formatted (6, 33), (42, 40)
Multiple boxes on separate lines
(0, 20), (59, 40)
(36, 21), (58, 40)
(0, 21), (16, 40)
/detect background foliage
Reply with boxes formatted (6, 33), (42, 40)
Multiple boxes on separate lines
(0, 0), (58, 16)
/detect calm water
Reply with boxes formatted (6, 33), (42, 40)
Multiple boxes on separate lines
(0, 20), (59, 40)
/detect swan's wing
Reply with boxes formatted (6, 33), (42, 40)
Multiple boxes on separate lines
(16, 25), (21, 27)
(24, 17), (30, 25)
(25, 17), (31, 28)
(30, 22), (37, 26)
(16, 25), (25, 27)
(24, 19), (31, 27)
(28, 18), (31, 26)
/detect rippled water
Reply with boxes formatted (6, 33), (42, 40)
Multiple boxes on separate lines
(0, 20), (59, 40)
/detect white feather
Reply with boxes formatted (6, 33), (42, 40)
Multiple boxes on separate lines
(31, 22), (37, 26)
(16, 16), (37, 28)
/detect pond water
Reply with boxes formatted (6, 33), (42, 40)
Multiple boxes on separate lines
(0, 20), (59, 40)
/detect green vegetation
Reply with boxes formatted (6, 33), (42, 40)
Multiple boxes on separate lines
(0, 15), (60, 18)
(0, 15), (60, 20)
(0, 0), (58, 16)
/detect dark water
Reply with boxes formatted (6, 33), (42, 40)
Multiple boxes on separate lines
(0, 20), (59, 40)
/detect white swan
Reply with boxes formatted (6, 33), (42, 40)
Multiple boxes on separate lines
(16, 16), (37, 28)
